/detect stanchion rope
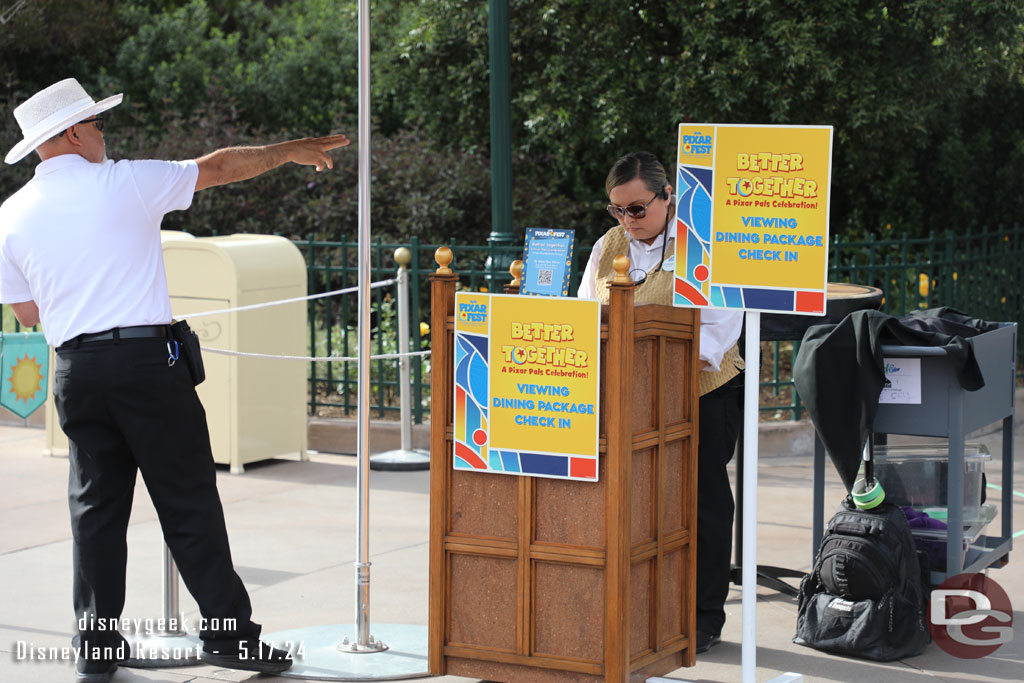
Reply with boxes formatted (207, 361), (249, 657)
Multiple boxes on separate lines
(179, 275), (428, 362)
(201, 347), (430, 362)
(181, 278), (396, 319)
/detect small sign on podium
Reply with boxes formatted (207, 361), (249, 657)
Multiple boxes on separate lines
(520, 227), (575, 297)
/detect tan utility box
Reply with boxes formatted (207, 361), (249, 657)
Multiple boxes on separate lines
(47, 233), (308, 474)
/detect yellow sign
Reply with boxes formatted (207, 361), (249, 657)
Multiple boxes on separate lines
(674, 124), (833, 315)
(453, 292), (600, 481)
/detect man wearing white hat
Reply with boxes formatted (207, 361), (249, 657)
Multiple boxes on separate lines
(0, 78), (349, 683)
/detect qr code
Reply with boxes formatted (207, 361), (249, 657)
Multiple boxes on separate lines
(537, 269), (553, 286)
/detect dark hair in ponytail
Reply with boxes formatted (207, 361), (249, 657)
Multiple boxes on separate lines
(605, 151), (669, 198)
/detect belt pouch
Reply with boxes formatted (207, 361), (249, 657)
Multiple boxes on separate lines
(171, 320), (206, 386)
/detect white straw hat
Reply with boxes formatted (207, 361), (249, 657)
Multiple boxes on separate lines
(5, 78), (122, 164)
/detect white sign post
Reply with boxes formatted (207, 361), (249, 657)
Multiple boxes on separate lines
(741, 310), (762, 682)
(671, 123), (833, 683)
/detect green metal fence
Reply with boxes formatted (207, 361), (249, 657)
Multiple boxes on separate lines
(3, 224), (1020, 423)
(298, 236), (531, 420)
(295, 223), (1024, 422)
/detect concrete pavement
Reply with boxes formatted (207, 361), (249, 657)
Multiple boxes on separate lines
(1, 410), (1021, 682)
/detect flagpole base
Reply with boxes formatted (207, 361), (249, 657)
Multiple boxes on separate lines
(264, 623), (428, 680)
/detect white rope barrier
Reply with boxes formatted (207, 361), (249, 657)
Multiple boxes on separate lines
(182, 278), (397, 319)
(184, 278), (428, 362)
(184, 274), (431, 362)
(200, 347), (431, 363)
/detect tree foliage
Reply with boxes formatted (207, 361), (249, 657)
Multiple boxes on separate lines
(382, 0), (1024, 241)
(2, 0), (1024, 246)
(111, 0), (359, 134)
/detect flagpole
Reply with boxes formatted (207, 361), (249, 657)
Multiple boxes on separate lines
(266, 1), (427, 675)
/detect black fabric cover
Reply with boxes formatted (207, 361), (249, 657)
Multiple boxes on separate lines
(793, 308), (993, 490)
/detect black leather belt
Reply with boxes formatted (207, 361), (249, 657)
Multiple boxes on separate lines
(59, 325), (169, 350)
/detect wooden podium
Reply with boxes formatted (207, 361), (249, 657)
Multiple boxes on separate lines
(428, 250), (700, 682)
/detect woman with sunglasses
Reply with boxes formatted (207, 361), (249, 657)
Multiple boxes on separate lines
(578, 151), (744, 654)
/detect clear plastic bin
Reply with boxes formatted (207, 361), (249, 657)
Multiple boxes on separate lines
(871, 443), (990, 523)
(910, 503), (996, 573)
(911, 526), (967, 569)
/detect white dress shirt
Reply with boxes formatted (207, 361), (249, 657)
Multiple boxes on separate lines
(577, 217), (742, 372)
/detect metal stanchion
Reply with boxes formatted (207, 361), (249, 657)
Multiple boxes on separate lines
(124, 544), (201, 668)
(372, 247), (430, 471)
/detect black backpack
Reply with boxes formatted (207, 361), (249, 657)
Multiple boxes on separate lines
(794, 496), (930, 661)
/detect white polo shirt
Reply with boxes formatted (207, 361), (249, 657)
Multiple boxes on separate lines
(0, 154), (198, 347)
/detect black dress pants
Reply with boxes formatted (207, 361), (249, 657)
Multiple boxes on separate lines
(695, 372), (744, 636)
(54, 337), (259, 658)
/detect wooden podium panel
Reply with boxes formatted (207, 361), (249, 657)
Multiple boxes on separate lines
(429, 258), (700, 682)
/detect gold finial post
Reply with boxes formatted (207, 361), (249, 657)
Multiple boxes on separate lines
(394, 247), (412, 268)
(434, 246), (453, 275)
(509, 259), (523, 287)
(612, 255), (632, 284)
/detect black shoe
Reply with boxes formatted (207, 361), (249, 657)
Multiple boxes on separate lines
(75, 659), (117, 683)
(73, 633), (128, 682)
(200, 639), (293, 674)
(695, 629), (722, 654)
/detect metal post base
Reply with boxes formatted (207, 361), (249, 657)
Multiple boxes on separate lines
(123, 632), (201, 668)
(338, 634), (389, 653)
(370, 449), (430, 471)
(264, 623), (428, 680)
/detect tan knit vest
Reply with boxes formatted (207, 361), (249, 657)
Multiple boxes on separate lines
(594, 225), (744, 396)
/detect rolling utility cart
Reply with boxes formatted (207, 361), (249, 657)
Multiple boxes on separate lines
(811, 322), (1017, 584)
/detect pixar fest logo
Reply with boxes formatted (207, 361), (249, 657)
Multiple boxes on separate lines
(681, 131), (712, 155)
(458, 301), (488, 324)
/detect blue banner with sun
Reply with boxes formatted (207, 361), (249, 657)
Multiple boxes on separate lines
(0, 332), (49, 419)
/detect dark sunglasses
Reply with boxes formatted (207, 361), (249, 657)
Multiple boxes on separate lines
(58, 117), (104, 139)
(77, 116), (104, 132)
(606, 192), (658, 220)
